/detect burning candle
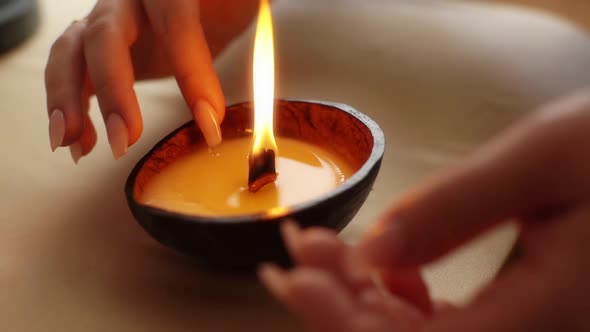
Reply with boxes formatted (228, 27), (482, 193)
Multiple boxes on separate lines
(139, 0), (354, 217)
(140, 137), (353, 217)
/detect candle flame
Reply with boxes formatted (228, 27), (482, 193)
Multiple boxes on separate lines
(252, 0), (277, 153)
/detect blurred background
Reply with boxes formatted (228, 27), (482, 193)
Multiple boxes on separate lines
(1, 0), (590, 55)
(494, 0), (590, 30)
(1, 1), (589, 331)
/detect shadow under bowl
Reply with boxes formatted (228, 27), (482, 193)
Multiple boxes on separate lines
(125, 100), (385, 271)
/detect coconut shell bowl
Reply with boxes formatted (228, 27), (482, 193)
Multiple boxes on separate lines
(125, 100), (385, 271)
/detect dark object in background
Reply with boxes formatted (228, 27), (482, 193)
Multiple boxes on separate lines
(0, 0), (39, 53)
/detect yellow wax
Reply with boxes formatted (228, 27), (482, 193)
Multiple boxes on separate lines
(141, 137), (353, 217)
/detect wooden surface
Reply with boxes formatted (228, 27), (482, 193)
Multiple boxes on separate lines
(1, 1), (590, 331)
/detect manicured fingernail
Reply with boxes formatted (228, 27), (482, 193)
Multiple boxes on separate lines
(49, 110), (65, 151)
(358, 221), (406, 267)
(106, 113), (128, 160)
(69, 142), (83, 164)
(258, 263), (288, 297)
(194, 100), (222, 147)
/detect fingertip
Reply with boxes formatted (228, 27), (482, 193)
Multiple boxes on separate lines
(70, 114), (98, 164)
(280, 219), (301, 249)
(379, 268), (433, 316)
(283, 268), (357, 328)
(105, 113), (129, 160)
(69, 142), (83, 164)
(358, 219), (408, 268)
(49, 110), (66, 151)
(48, 107), (87, 149)
(299, 229), (344, 257)
(116, 107), (143, 147)
(126, 114), (143, 147)
(295, 227), (344, 259)
(194, 100), (222, 147)
(258, 263), (288, 298)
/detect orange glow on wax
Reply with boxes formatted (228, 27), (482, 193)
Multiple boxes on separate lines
(252, 0), (277, 153)
(141, 137), (353, 217)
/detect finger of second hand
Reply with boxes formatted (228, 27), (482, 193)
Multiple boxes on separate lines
(281, 220), (434, 322)
(378, 268), (433, 316)
(258, 264), (359, 332)
(281, 221), (374, 292)
(359, 91), (590, 271)
(357, 287), (425, 331)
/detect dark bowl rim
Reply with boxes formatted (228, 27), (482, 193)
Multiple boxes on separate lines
(125, 99), (385, 225)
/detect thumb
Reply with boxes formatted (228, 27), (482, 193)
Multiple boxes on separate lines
(358, 91), (590, 268)
(379, 268), (433, 316)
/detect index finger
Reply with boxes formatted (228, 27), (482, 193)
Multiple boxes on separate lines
(142, 0), (225, 147)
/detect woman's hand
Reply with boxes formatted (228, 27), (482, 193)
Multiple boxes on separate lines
(261, 89), (590, 331)
(259, 221), (432, 332)
(45, 0), (258, 162)
(358, 89), (590, 331)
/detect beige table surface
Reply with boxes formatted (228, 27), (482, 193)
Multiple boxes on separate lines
(2, 1), (590, 331)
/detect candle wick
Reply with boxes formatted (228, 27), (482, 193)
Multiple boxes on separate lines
(248, 148), (278, 192)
